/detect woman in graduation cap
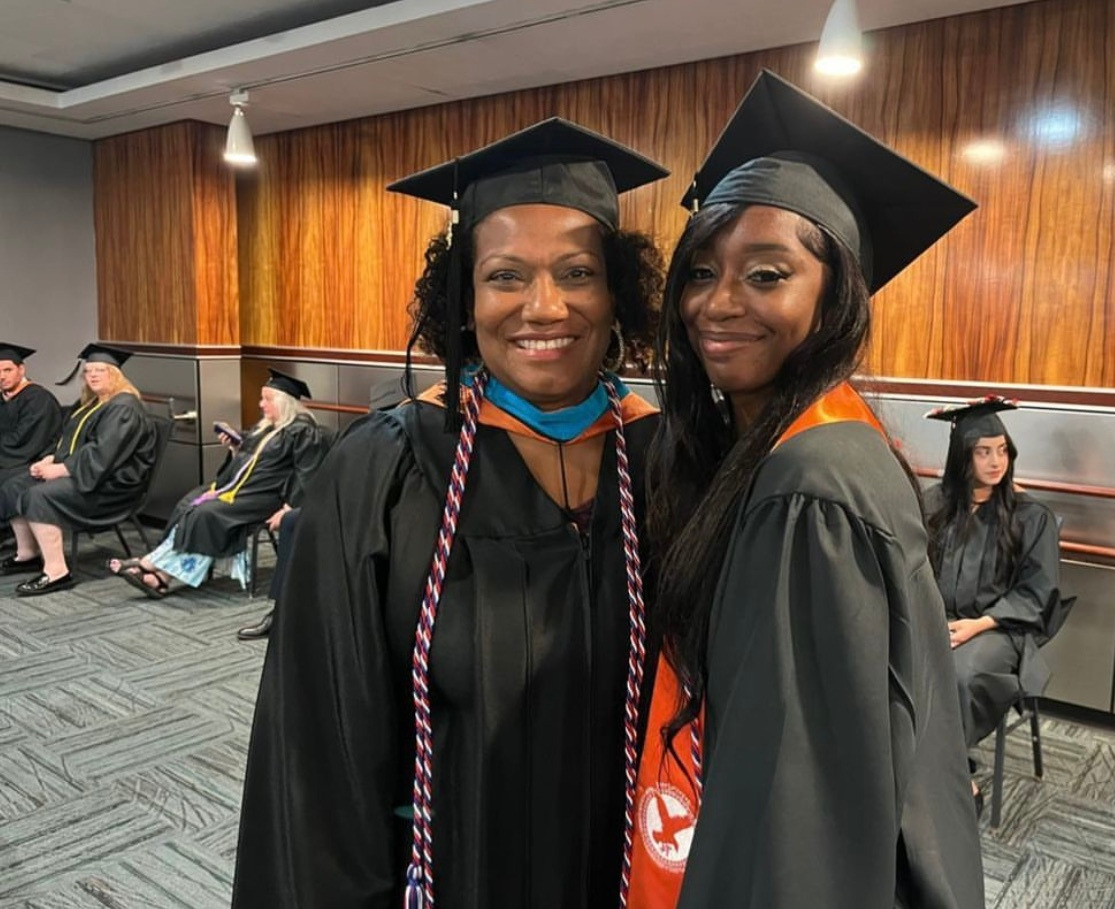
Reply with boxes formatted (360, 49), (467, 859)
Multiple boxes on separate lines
(925, 397), (1066, 810)
(0, 343), (158, 596)
(233, 120), (667, 909)
(107, 369), (328, 597)
(628, 72), (985, 908)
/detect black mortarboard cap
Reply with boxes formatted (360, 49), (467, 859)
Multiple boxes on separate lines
(0, 343), (34, 364)
(266, 368), (312, 400)
(77, 343), (132, 367)
(56, 342), (133, 385)
(925, 396), (1018, 443)
(387, 117), (669, 232)
(683, 70), (977, 292)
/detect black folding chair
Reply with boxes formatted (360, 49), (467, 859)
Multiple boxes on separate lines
(67, 415), (173, 570)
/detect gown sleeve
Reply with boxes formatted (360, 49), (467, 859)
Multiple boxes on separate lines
(65, 397), (150, 494)
(232, 414), (422, 908)
(280, 420), (329, 507)
(983, 503), (1060, 632)
(0, 387), (62, 468)
(677, 492), (918, 909)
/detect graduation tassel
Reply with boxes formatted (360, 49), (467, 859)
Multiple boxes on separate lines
(442, 157), (465, 433)
(445, 158), (460, 248)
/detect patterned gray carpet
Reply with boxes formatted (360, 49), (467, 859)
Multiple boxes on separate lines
(0, 528), (1113, 907)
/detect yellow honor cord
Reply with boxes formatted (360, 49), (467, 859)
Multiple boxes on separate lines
(62, 400), (104, 456)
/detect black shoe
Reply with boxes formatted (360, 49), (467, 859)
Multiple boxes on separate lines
(238, 609), (274, 640)
(15, 572), (76, 596)
(1, 554), (44, 575)
(973, 788), (985, 819)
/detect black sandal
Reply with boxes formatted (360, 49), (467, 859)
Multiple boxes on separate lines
(117, 565), (171, 599)
(106, 557), (144, 576)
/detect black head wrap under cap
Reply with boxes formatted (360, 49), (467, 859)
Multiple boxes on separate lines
(703, 151), (872, 286)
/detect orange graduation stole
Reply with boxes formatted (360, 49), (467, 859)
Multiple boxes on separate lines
(627, 382), (884, 908)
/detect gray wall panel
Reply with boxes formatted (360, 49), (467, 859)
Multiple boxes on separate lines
(197, 358), (243, 436)
(1043, 561), (1115, 712)
(0, 126), (95, 389)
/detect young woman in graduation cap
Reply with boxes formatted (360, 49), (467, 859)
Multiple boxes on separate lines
(232, 120), (667, 909)
(925, 397), (1067, 812)
(628, 72), (985, 907)
(0, 343), (158, 595)
(107, 369), (328, 597)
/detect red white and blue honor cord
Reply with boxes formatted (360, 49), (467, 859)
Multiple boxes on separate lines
(405, 371), (647, 909)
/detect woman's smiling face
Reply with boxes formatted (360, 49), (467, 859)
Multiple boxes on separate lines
(680, 205), (827, 426)
(471, 203), (614, 411)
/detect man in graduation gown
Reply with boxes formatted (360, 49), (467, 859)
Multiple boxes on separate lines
(0, 344), (63, 492)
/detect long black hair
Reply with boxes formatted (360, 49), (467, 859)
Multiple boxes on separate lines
(404, 224), (664, 428)
(927, 429), (1022, 585)
(646, 200), (872, 747)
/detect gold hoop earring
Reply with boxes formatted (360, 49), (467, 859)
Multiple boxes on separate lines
(603, 321), (626, 373)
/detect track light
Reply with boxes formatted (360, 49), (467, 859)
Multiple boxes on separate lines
(815, 0), (864, 77)
(224, 89), (257, 167)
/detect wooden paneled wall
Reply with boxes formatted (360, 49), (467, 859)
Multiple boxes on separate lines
(94, 0), (1114, 388)
(95, 121), (238, 346)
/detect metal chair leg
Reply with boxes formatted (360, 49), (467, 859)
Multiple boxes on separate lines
(1030, 699), (1043, 779)
(114, 525), (133, 557)
(131, 516), (154, 551)
(249, 526), (261, 598)
(69, 531), (80, 571)
(991, 716), (1007, 828)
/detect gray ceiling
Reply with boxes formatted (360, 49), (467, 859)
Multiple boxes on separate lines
(0, 0), (1037, 140)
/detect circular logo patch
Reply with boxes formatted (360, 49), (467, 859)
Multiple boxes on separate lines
(636, 782), (696, 872)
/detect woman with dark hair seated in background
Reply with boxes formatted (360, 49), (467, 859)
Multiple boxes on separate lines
(233, 119), (666, 908)
(628, 72), (984, 908)
(0, 343), (157, 596)
(925, 397), (1064, 813)
(108, 369), (328, 598)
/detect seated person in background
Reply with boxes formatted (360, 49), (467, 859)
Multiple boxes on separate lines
(0, 343), (63, 492)
(110, 369), (328, 598)
(236, 377), (406, 641)
(0, 344), (157, 596)
(925, 397), (1064, 811)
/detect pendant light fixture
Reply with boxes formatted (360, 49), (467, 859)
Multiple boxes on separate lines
(815, 0), (864, 77)
(224, 89), (257, 167)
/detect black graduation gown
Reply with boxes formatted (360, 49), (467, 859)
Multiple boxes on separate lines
(677, 423), (985, 909)
(164, 413), (327, 558)
(233, 398), (657, 909)
(0, 383), (63, 489)
(929, 487), (1061, 746)
(0, 393), (157, 526)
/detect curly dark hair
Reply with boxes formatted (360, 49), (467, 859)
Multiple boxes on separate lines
(404, 222), (664, 419)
